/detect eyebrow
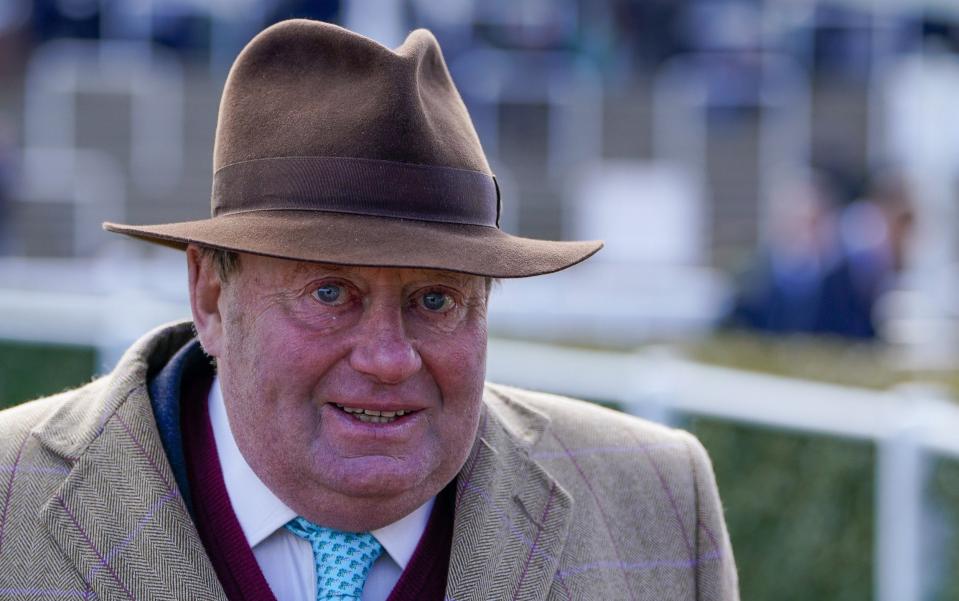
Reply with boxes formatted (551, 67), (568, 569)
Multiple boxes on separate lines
(289, 262), (347, 278)
(425, 271), (475, 286)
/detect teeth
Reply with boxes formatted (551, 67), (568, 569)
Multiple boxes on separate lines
(334, 404), (409, 422)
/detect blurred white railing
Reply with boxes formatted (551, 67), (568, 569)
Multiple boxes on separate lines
(1, 275), (955, 601)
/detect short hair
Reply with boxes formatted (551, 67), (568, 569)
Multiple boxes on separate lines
(199, 246), (241, 283)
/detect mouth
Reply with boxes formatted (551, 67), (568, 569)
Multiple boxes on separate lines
(334, 403), (419, 424)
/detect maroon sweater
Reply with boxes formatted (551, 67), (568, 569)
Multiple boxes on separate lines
(180, 373), (454, 601)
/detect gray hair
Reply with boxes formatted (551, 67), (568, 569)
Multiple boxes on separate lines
(198, 246), (241, 283)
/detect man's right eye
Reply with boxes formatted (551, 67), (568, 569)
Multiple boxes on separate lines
(312, 283), (345, 305)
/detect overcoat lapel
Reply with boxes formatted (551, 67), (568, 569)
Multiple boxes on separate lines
(447, 388), (573, 601)
(31, 330), (225, 601)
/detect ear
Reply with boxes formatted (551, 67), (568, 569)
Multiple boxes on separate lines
(187, 244), (225, 357)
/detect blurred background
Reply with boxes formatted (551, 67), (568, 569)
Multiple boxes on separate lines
(1, 0), (958, 599)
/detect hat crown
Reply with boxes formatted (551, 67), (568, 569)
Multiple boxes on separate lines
(213, 20), (490, 175)
(103, 19), (602, 279)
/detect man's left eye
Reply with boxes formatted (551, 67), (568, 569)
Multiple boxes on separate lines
(312, 283), (346, 305)
(420, 291), (454, 312)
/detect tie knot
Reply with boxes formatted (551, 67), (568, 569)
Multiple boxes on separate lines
(285, 517), (384, 600)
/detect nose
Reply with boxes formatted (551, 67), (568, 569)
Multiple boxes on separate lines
(348, 304), (422, 384)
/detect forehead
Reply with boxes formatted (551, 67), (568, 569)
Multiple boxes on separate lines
(237, 253), (485, 290)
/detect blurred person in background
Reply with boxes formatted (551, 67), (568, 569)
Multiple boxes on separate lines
(724, 169), (841, 335)
(822, 169), (914, 338)
(0, 19), (738, 601)
(724, 167), (914, 341)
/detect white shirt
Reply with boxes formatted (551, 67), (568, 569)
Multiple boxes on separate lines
(209, 378), (434, 601)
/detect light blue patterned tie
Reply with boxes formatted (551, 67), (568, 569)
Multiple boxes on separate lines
(285, 517), (384, 601)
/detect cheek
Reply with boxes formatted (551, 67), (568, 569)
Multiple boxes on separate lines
(420, 323), (488, 430)
(420, 321), (487, 384)
(221, 317), (338, 425)
(220, 322), (334, 468)
(233, 311), (338, 370)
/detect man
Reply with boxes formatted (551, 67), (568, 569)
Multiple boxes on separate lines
(0, 19), (738, 601)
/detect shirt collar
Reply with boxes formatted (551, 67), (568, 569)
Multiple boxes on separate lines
(208, 377), (433, 569)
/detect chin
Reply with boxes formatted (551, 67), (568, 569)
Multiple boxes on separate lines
(302, 473), (438, 532)
(332, 476), (417, 500)
(322, 455), (439, 500)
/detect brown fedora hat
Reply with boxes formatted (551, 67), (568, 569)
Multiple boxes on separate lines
(104, 19), (602, 278)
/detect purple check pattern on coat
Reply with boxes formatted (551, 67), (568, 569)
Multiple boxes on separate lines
(0, 322), (738, 600)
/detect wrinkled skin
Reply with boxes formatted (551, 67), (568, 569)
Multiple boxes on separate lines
(188, 246), (488, 531)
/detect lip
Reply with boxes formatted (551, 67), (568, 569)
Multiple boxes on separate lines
(322, 403), (426, 440)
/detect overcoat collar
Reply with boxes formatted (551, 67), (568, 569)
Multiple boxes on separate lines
(33, 322), (225, 599)
(28, 323), (571, 601)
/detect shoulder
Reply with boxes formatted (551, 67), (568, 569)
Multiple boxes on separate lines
(485, 381), (704, 456)
(481, 383), (739, 598)
(483, 382), (715, 505)
(0, 320), (196, 461)
(0, 378), (107, 458)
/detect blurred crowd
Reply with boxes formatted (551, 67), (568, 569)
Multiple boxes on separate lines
(2, 1), (959, 346)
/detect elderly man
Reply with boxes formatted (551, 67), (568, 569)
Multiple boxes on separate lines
(0, 20), (737, 601)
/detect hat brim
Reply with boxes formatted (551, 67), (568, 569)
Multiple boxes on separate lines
(103, 211), (602, 278)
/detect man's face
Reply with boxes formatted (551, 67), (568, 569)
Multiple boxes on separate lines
(191, 250), (488, 531)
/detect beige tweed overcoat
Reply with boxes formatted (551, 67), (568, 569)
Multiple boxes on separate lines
(0, 323), (738, 600)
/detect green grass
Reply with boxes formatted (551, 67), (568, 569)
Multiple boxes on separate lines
(688, 418), (875, 601)
(0, 340), (96, 409)
(929, 458), (959, 600)
(687, 332), (959, 396)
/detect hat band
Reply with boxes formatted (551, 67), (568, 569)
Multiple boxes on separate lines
(213, 156), (500, 227)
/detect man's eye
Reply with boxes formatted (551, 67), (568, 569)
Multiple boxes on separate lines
(420, 290), (454, 312)
(312, 283), (345, 305)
